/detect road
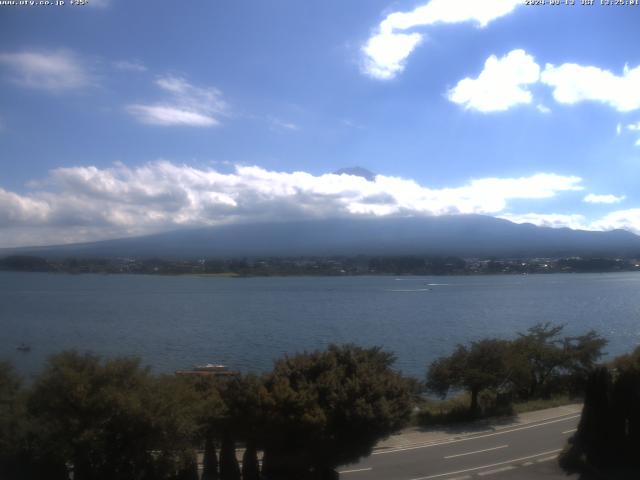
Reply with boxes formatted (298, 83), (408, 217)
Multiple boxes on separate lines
(338, 411), (580, 480)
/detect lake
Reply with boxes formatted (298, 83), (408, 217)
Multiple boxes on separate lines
(2, 271), (640, 379)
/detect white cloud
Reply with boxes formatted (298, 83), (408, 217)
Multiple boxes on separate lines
(362, 32), (423, 80)
(448, 50), (540, 112)
(447, 54), (640, 114)
(0, 188), (52, 226)
(501, 209), (640, 236)
(380, 0), (522, 31)
(0, 162), (583, 247)
(342, 119), (364, 129)
(617, 123), (622, 135)
(126, 75), (227, 127)
(625, 122), (640, 144)
(626, 122), (640, 142)
(268, 117), (299, 132)
(113, 60), (147, 72)
(583, 193), (625, 204)
(498, 213), (588, 231)
(362, 0), (521, 79)
(125, 106), (218, 127)
(0, 50), (91, 91)
(540, 62), (640, 112)
(591, 209), (640, 235)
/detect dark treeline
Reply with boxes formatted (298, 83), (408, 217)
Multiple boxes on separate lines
(427, 326), (640, 477)
(0, 345), (414, 480)
(560, 346), (640, 478)
(0, 325), (637, 479)
(425, 323), (607, 417)
(2, 254), (640, 276)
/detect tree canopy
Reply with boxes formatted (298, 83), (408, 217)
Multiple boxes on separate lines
(24, 352), (201, 480)
(0, 344), (413, 480)
(560, 358), (640, 476)
(426, 339), (512, 413)
(261, 344), (413, 478)
(0, 327), (611, 480)
(512, 323), (607, 397)
(426, 323), (608, 415)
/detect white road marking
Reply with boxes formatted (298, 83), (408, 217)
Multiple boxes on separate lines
(562, 428), (577, 434)
(447, 476), (471, 480)
(536, 455), (558, 463)
(444, 444), (508, 459)
(477, 465), (516, 476)
(373, 415), (579, 455)
(521, 461), (534, 466)
(408, 448), (562, 480)
(338, 467), (373, 474)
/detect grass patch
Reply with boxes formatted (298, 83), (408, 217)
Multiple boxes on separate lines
(412, 392), (513, 427)
(412, 393), (475, 427)
(512, 395), (577, 414)
(412, 393), (579, 428)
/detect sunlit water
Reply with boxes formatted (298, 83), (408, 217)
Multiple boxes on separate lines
(2, 272), (640, 379)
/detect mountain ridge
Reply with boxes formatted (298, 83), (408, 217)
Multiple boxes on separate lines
(2, 215), (640, 260)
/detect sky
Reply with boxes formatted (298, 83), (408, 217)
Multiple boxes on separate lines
(1, 0), (640, 247)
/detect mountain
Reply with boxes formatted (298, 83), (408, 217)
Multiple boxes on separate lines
(332, 167), (376, 181)
(3, 215), (640, 260)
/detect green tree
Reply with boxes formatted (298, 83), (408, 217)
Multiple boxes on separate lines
(27, 351), (200, 480)
(150, 375), (203, 476)
(512, 323), (606, 398)
(610, 345), (640, 373)
(262, 344), (413, 479)
(241, 442), (260, 480)
(426, 339), (512, 414)
(560, 360), (640, 476)
(186, 375), (228, 479)
(562, 330), (608, 393)
(219, 433), (241, 480)
(221, 374), (268, 480)
(0, 362), (33, 479)
(175, 450), (199, 480)
(0, 361), (70, 480)
(512, 323), (566, 398)
(201, 437), (219, 480)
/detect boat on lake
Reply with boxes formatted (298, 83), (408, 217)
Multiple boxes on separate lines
(193, 363), (227, 372)
(175, 363), (239, 377)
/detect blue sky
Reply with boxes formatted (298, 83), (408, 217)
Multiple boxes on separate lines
(1, 0), (640, 247)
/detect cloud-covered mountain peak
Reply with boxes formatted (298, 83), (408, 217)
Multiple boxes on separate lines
(332, 167), (377, 182)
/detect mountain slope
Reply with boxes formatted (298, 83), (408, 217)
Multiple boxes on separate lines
(3, 215), (640, 259)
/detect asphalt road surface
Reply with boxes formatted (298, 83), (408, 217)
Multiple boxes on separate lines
(339, 411), (580, 480)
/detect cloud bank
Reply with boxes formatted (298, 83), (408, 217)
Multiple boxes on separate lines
(591, 209), (640, 234)
(0, 162), (584, 247)
(500, 209), (640, 234)
(498, 213), (588, 231)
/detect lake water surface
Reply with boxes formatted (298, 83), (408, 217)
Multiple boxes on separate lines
(2, 272), (640, 379)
